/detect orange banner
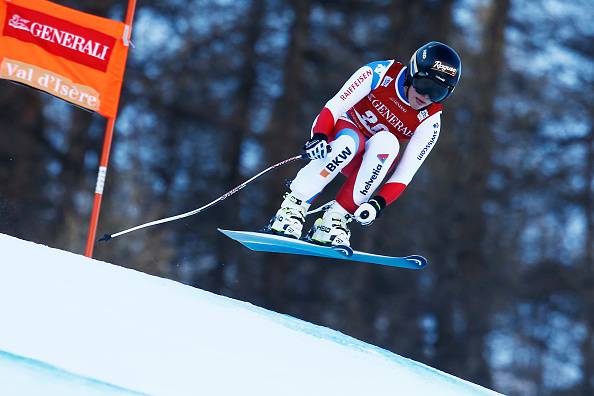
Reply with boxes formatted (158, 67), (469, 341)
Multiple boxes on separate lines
(0, 0), (130, 118)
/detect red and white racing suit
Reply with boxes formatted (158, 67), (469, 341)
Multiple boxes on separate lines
(290, 60), (443, 213)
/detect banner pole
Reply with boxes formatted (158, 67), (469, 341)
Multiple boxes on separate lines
(84, 0), (137, 257)
(124, 0), (138, 27)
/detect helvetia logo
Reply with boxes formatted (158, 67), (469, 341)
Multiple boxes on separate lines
(377, 154), (389, 163)
(359, 164), (383, 196)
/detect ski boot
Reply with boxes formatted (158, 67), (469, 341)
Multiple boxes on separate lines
(267, 192), (310, 239)
(307, 202), (352, 247)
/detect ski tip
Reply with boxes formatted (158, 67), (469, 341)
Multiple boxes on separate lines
(98, 234), (112, 242)
(332, 245), (354, 257)
(405, 255), (428, 268)
(218, 228), (240, 240)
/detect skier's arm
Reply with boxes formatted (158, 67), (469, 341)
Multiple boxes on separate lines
(311, 61), (395, 137)
(376, 112), (442, 206)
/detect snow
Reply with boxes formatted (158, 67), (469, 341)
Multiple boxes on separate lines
(0, 233), (502, 396)
(0, 350), (145, 395)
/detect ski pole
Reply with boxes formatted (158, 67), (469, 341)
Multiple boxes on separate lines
(100, 154), (306, 242)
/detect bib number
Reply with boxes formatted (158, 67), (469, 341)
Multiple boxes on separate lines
(360, 110), (388, 134)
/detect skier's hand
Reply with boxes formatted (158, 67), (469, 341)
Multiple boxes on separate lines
(354, 197), (386, 226)
(304, 133), (330, 160)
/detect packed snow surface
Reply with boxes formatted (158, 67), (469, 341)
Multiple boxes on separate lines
(0, 233), (502, 395)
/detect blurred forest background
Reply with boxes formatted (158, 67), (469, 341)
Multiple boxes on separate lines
(1, 0), (593, 394)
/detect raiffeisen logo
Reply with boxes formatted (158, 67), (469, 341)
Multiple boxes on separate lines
(4, 4), (116, 72)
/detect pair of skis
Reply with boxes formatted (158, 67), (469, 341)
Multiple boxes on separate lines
(218, 229), (427, 270)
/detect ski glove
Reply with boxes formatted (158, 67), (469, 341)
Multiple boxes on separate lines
(304, 133), (330, 160)
(354, 196), (386, 226)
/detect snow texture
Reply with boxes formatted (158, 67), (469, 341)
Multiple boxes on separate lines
(0, 233), (503, 396)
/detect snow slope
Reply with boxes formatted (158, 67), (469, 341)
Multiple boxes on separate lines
(0, 233), (503, 396)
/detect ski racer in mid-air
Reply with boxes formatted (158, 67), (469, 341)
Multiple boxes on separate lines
(267, 41), (462, 247)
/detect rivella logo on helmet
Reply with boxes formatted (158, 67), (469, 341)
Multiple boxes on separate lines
(430, 61), (458, 77)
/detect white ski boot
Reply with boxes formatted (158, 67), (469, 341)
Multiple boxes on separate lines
(309, 202), (352, 247)
(268, 192), (310, 239)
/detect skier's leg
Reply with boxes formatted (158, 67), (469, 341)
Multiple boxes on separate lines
(309, 131), (399, 246)
(289, 119), (365, 203)
(335, 131), (400, 214)
(268, 119), (365, 238)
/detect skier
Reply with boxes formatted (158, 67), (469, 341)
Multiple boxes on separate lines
(267, 41), (462, 247)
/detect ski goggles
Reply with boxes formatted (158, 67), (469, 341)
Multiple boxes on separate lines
(411, 74), (454, 103)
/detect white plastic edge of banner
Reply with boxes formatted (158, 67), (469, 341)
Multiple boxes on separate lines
(95, 166), (107, 194)
(123, 25), (131, 46)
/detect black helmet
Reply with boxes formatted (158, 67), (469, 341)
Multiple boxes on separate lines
(408, 41), (462, 103)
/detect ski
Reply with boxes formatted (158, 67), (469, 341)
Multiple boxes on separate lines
(218, 229), (427, 270)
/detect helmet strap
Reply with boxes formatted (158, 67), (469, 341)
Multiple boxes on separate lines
(404, 71), (412, 87)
